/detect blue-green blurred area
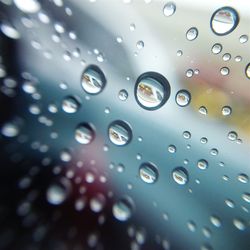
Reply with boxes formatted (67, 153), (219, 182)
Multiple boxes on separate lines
(0, 0), (250, 250)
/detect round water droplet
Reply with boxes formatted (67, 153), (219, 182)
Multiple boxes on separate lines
(176, 50), (183, 56)
(130, 23), (136, 31)
(237, 173), (248, 184)
(235, 56), (242, 62)
(211, 43), (222, 54)
(135, 72), (171, 110)
(183, 131), (191, 139)
(222, 53), (231, 61)
(75, 123), (95, 144)
(220, 67), (230, 76)
(1, 22), (20, 39)
(210, 7), (239, 35)
(245, 63), (250, 79)
(14, 0), (41, 13)
(1, 122), (19, 137)
(233, 218), (246, 231)
(112, 196), (134, 221)
(199, 106), (207, 115)
(222, 106), (232, 116)
(163, 2), (176, 17)
(242, 193), (250, 203)
(62, 96), (81, 113)
(81, 65), (106, 94)
(139, 162), (158, 184)
(136, 40), (144, 49)
(239, 35), (248, 44)
(46, 177), (71, 205)
(60, 149), (71, 162)
(90, 193), (106, 213)
(210, 215), (221, 227)
(227, 131), (238, 141)
(172, 167), (188, 185)
(186, 27), (198, 41)
(116, 36), (123, 43)
(118, 89), (128, 101)
(168, 145), (176, 153)
(210, 148), (218, 156)
(186, 69), (194, 78)
(197, 159), (208, 170)
(175, 89), (191, 107)
(108, 120), (132, 146)
(187, 221), (196, 232)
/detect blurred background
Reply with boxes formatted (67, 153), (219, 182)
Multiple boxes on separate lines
(0, 0), (250, 249)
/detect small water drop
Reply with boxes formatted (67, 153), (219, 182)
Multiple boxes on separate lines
(163, 2), (176, 17)
(242, 193), (250, 203)
(172, 167), (188, 185)
(14, 0), (41, 13)
(197, 159), (208, 170)
(233, 218), (246, 231)
(210, 215), (221, 227)
(118, 89), (128, 101)
(81, 65), (106, 94)
(168, 145), (176, 153)
(116, 36), (123, 43)
(211, 43), (222, 54)
(183, 131), (191, 139)
(62, 96), (80, 113)
(186, 69), (194, 78)
(108, 120), (132, 146)
(90, 193), (106, 213)
(175, 90), (191, 107)
(227, 131), (238, 141)
(186, 27), (198, 41)
(222, 106), (232, 116)
(237, 174), (248, 184)
(75, 123), (95, 144)
(139, 162), (158, 184)
(1, 23), (20, 39)
(135, 72), (171, 110)
(222, 53), (231, 61)
(210, 7), (239, 35)
(130, 23), (136, 31)
(176, 50), (183, 56)
(225, 199), (235, 208)
(239, 35), (248, 44)
(1, 122), (19, 137)
(112, 196), (134, 221)
(136, 40), (144, 50)
(199, 106), (207, 115)
(220, 67), (230, 76)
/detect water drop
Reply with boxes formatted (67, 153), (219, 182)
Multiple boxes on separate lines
(90, 193), (106, 213)
(46, 177), (71, 205)
(113, 196), (134, 221)
(62, 96), (81, 113)
(163, 2), (176, 17)
(237, 174), (248, 184)
(81, 65), (106, 94)
(242, 193), (250, 203)
(130, 23), (136, 31)
(60, 149), (71, 162)
(235, 56), (242, 62)
(187, 221), (196, 232)
(227, 131), (237, 141)
(75, 123), (95, 144)
(168, 145), (176, 153)
(210, 7), (239, 35)
(38, 11), (50, 23)
(222, 53), (231, 61)
(233, 218), (246, 231)
(211, 43), (222, 54)
(183, 131), (191, 139)
(197, 159), (208, 170)
(210, 148), (218, 156)
(220, 67), (229, 76)
(54, 22), (65, 33)
(172, 167), (188, 185)
(186, 27), (198, 41)
(136, 40), (144, 50)
(135, 72), (171, 110)
(108, 120), (132, 146)
(139, 162), (158, 184)
(225, 199), (235, 208)
(176, 50), (183, 56)
(210, 215), (221, 227)
(1, 122), (19, 137)
(186, 69), (194, 78)
(116, 36), (123, 43)
(222, 106), (232, 116)
(245, 63), (250, 79)
(175, 89), (191, 107)
(199, 106), (207, 115)
(118, 89), (128, 101)
(239, 35), (248, 44)
(14, 0), (41, 13)
(0, 23), (20, 39)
